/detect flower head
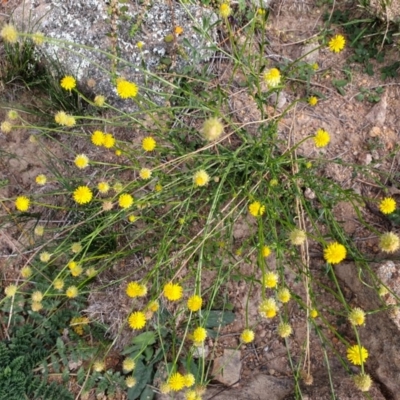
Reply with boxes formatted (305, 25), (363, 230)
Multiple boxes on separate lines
(103, 133), (115, 148)
(262, 245), (271, 257)
(347, 345), (368, 365)
(348, 307), (365, 326)
(39, 252), (51, 262)
(35, 174), (47, 185)
(193, 170), (210, 187)
(139, 168), (152, 180)
(94, 95), (105, 107)
(379, 232), (400, 253)
(323, 242), (347, 264)
(128, 311), (146, 330)
(32, 32), (44, 45)
(91, 130), (105, 146)
(73, 186), (93, 205)
(93, 360), (105, 372)
(5, 284), (17, 297)
(7, 110), (18, 120)
(277, 322), (292, 338)
(193, 327), (207, 344)
(264, 68), (281, 88)
(126, 281), (147, 298)
(379, 197), (396, 215)
(184, 373), (195, 387)
(31, 291), (43, 303)
(328, 34), (346, 53)
(1, 121), (12, 133)
(142, 136), (156, 151)
(53, 279), (64, 290)
(155, 183), (162, 192)
(116, 79), (138, 99)
(125, 376), (136, 388)
(219, 3), (231, 18)
(147, 300), (159, 312)
(310, 309), (318, 318)
(137, 41), (144, 49)
(353, 373), (372, 392)
(175, 26), (183, 35)
(164, 282), (183, 301)
(187, 295), (202, 312)
(308, 96), (318, 106)
(314, 128), (330, 148)
(201, 118), (224, 141)
(119, 193), (134, 209)
(15, 196), (30, 212)
(60, 76), (76, 91)
(168, 372), (185, 391)
(123, 358), (136, 373)
(32, 302), (43, 312)
(34, 226), (44, 236)
(97, 181), (109, 194)
(277, 288), (291, 303)
(70, 263), (83, 277)
(240, 329), (255, 343)
(21, 266), (32, 278)
(264, 271), (279, 288)
(249, 201), (265, 217)
(289, 229), (306, 245)
(1, 24), (18, 43)
(71, 242), (82, 253)
(66, 286), (78, 298)
(259, 298), (278, 318)
(74, 154), (89, 169)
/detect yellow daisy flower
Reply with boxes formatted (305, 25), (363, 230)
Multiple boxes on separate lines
(60, 76), (76, 91)
(328, 34), (346, 53)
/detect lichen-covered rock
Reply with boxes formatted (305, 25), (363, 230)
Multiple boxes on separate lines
(13, 0), (217, 110)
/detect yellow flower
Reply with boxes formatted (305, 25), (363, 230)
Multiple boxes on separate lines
(54, 111), (68, 125)
(60, 76), (76, 91)
(184, 373), (195, 387)
(258, 298), (278, 319)
(262, 245), (271, 257)
(73, 186), (93, 205)
(323, 242), (347, 264)
(187, 295), (202, 312)
(378, 285), (388, 296)
(115, 149), (122, 156)
(125, 376), (136, 388)
(277, 288), (291, 303)
(32, 32), (44, 45)
(240, 329), (255, 343)
(137, 41), (144, 49)
(1, 121), (12, 133)
(168, 372), (185, 391)
(70, 264), (83, 277)
(5, 284), (17, 297)
(353, 373), (372, 392)
(66, 286), (78, 298)
(94, 95), (105, 107)
(289, 228), (306, 245)
(116, 79), (138, 99)
(346, 345), (368, 365)
(155, 183), (162, 192)
(128, 215), (137, 222)
(86, 267), (97, 278)
(34, 225), (44, 236)
(123, 358), (136, 373)
(91, 130), (105, 146)
(160, 382), (171, 394)
(35, 174), (47, 185)
(185, 391), (200, 400)
(219, 3), (231, 18)
(31, 302), (43, 312)
(97, 181), (109, 194)
(70, 316), (89, 335)
(1, 24), (18, 43)
(74, 154), (89, 169)
(249, 201), (265, 217)
(175, 26), (183, 35)
(164, 282), (183, 301)
(348, 307), (365, 326)
(142, 136), (156, 151)
(201, 118), (224, 141)
(312, 62), (319, 70)
(310, 308), (318, 318)
(147, 300), (159, 312)
(39, 252), (51, 262)
(128, 311), (146, 330)
(119, 193), (134, 209)
(15, 196), (30, 211)
(126, 281), (147, 298)
(379, 232), (400, 253)
(328, 34), (346, 53)
(103, 133), (115, 148)
(277, 322), (292, 338)
(193, 327), (207, 344)
(71, 242), (82, 253)
(193, 170), (210, 187)
(270, 178), (278, 187)
(53, 279), (64, 290)
(65, 115), (76, 127)
(264, 271), (278, 288)
(379, 197), (396, 214)
(93, 360), (105, 372)
(139, 168), (152, 180)
(313, 128), (330, 148)
(308, 96), (318, 106)
(264, 68), (281, 88)
(21, 266), (32, 278)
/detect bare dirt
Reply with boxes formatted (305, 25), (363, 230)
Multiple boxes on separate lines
(2, 0), (400, 399)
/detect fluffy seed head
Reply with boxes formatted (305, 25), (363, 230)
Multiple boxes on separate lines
(289, 229), (306, 245)
(353, 373), (372, 392)
(201, 118), (224, 141)
(348, 307), (365, 326)
(122, 358), (135, 373)
(277, 322), (292, 338)
(277, 288), (291, 303)
(379, 232), (400, 253)
(1, 24), (18, 43)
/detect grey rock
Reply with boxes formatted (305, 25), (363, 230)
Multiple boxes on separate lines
(212, 349), (241, 386)
(301, 41), (319, 64)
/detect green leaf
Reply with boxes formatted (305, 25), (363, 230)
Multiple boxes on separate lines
(355, 93), (364, 102)
(127, 359), (153, 399)
(332, 79), (348, 88)
(205, 311), (235, 328)
(132, 331), (157, 347)
(140, 386), (155, 400)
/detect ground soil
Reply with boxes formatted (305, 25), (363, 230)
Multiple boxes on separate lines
(1, 0), (400, 399)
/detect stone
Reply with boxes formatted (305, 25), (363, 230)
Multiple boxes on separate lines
(301, 41), (320, 64)
(365, 91), (387, 126)
(212, 349), (241, 386)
